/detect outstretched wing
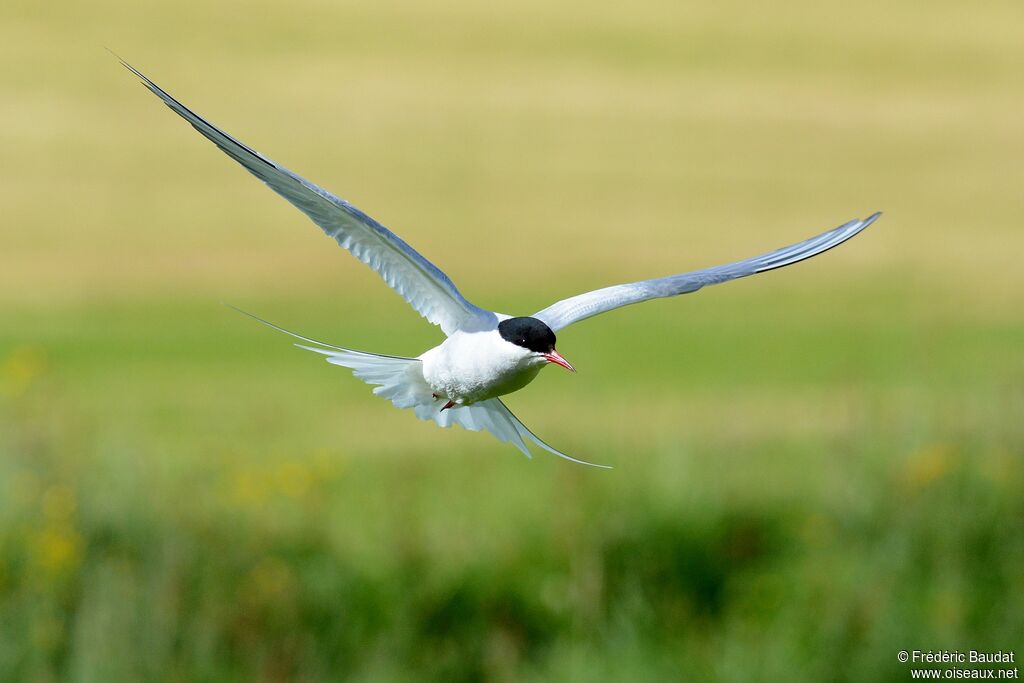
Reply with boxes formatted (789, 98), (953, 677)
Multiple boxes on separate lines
(533, 213), (881, 332)
(121, 59), (494, 336)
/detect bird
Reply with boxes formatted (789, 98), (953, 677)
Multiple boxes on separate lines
(120, 58), (880, 469)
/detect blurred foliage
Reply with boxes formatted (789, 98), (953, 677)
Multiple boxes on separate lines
(0, 302), (1020, 681)
(1, 0), (1023, 680)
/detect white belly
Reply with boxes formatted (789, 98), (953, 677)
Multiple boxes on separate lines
(419, 329), (542, 405)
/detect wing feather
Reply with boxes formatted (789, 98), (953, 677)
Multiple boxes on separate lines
(533, 213), (880, 331)
(121, 59), (493, 335)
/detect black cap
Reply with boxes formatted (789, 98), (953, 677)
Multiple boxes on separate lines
(498, 317), (556, 353)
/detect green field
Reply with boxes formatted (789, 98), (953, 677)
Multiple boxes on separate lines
(2, 0), (1022, 680)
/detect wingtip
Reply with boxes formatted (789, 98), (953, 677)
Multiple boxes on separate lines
(110, 51), (156, 90)
(107, 47), (135, 73)
(852, 211), (882, 235)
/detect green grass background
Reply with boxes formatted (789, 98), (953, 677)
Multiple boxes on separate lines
(1, 0), (1022, 680)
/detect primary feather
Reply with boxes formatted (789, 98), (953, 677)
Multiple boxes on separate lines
(533, 213), (881, 331)
(120, 58), (493, 336)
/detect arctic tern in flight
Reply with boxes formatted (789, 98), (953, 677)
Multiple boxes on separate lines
(121, 59), (880, 468)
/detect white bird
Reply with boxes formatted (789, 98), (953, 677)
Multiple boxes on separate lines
(121, 59), (881, 469)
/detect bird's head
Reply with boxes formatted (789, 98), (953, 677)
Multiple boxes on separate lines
(498, 317), (575, 372)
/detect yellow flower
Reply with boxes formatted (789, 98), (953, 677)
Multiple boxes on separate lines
(0, 345), (48, 397)
(31, 525), (82, 576)
(903, 444), (955, 491)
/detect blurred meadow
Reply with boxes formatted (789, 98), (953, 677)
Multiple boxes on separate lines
(2, 0), (1023, 680)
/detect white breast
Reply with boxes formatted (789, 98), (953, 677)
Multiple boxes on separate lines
(419, 328), (543, 405)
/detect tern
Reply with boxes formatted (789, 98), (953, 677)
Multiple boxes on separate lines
(121, 59), (880, 468)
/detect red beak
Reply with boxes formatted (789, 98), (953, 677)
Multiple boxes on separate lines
(543, 349), (576, 372)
